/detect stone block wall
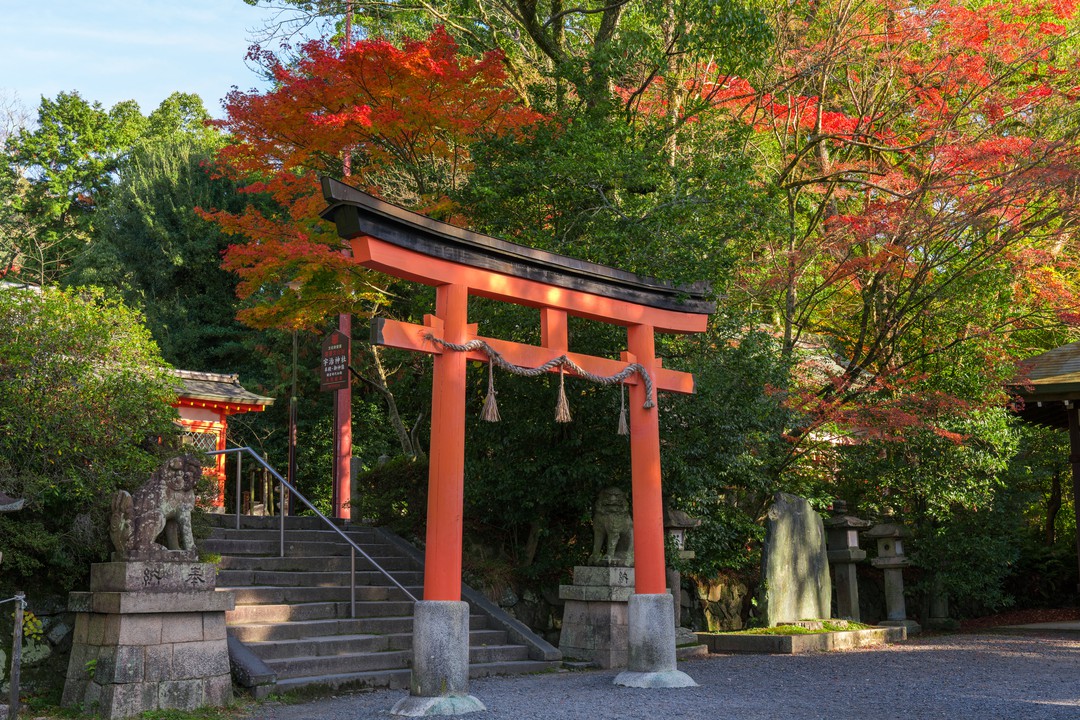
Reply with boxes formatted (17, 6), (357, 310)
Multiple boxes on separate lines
(558, 566), (634, 668)
(62, 563), (233, 719)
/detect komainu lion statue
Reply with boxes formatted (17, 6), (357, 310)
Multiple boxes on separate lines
(590, 487), (633, 567)
(109, 455), (201, 561)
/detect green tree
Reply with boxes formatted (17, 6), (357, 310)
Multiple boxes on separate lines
(70, 132), (256, 373)
(0, 287), (180, 592)
(5, 91), (219, 285)
(0, 91), (33, 279)
(5, 92), (145, 284)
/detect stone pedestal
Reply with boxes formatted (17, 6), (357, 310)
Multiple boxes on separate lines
(62, 562), (234, 719)
(558, 566), (634, 668)
(390, 601), (485, 717)
(613, 594), (697, 688)
(926, 579), (956, 630)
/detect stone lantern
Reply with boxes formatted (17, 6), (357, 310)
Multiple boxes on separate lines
(823, 500), (870, 621)
(863, 522), (921, 634)
(664, 505), (700, 640)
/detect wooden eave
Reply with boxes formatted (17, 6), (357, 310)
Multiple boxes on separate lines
(319, 177), (716, 316)
(171, 370), (274, 415)
(1012, 340), (1080, 429)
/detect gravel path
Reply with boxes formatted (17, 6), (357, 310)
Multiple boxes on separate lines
(250, 630), (1080, 720)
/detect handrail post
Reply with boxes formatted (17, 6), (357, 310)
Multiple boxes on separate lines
(235, 452), (243, 530)
(10, 592), (24, 717)
(204, 446), (417, 603)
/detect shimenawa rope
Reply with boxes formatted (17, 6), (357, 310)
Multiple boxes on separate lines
(423, 333), (654, 430)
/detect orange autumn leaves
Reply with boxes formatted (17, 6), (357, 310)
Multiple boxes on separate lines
(201, 28), (541, 329)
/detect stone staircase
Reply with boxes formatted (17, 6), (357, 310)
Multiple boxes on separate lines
(200, 514), (559, 694)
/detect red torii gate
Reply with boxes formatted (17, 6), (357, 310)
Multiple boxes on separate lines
(321, 177), (712, 714)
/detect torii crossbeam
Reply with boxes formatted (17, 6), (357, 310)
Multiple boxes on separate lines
(321, 177), (714, 714)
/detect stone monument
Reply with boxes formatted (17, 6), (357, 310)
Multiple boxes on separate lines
(62, 456), (234, 719)
(758, 493), (831, 626)
(559, 488), (636, 667)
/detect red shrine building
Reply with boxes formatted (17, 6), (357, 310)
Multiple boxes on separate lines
(171, 370), (273, 508)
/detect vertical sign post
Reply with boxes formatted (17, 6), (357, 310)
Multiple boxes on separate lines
(321, 330), (352, 518)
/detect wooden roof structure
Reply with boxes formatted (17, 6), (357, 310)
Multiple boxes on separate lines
(171, 370), (274, 413)
(1012, 341), (1080, 429)
(319, 176), (715, 317)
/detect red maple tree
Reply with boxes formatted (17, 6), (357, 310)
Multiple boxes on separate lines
(201, 28), (540, 329)
(704, 0), (1080, 450)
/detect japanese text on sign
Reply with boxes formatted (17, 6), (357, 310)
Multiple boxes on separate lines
(321, 331), (351, 391)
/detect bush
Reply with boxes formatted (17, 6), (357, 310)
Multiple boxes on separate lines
(0, 287), (179, 593)
(352, 455), (429, 538)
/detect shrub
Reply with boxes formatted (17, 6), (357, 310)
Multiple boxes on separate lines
(0, 287), (179, 593)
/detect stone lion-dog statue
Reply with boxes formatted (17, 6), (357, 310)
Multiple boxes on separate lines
(590, 486), (634, 567)
(109, 455), (201, 561)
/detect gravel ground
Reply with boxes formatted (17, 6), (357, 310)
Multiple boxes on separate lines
(250, 630), (1080, 720)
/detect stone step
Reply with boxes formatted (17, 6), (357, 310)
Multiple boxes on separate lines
(225, 599), (416, 625)
(201, 538), (398, 558)
(216, 555), (415, 573)
(467, 644), (531, 665)
(238, 627), (511, 661)
(244, 633), (393, 659)
(203, 511), (559, 696)
(216, 569), (425, 588)
(202, 514), (349, 532)
(227, 614), (491, 643)
(237, 659), (558, 696)
(468, 659), (559, 679)
(207, 528), (380, 543)
(272, 667), (412, 694)
(267, 649), (412, 679)
(263, 644), (532, 681)
(221, 585), (419, 605)
(386, 628), (507, 651)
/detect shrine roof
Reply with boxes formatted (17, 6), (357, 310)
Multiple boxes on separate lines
(1012, 340), (1080, 428)
(171, 370), (274, 408)
(319, 177), (715, 315)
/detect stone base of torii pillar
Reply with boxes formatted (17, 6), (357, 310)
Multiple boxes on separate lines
(390, 601), (485, 717)
(614, 594), (697, 689)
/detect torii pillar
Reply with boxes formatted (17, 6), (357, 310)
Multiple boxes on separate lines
(320, 178), (712, 714)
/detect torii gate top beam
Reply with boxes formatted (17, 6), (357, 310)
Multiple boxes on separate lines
(320, 177), (714, 334)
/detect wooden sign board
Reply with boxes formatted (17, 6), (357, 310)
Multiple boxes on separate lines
(320, 330), (350, 391)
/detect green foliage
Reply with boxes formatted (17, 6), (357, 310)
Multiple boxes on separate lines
(462, 115), (766, 286)
(0, 287), (179, 592)
(908, 509), (1020, 616)
(5, 92), (144, 283)
(352, 456), (430, 537)
(725, 620), (870, 635)
(70, 133), (256, 373)
(663, 323), (793, 576)
(835, 409), (1025, 614)
(4, 91), (220, 286)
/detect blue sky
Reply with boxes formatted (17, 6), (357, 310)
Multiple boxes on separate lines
(0, 0), (305, 119)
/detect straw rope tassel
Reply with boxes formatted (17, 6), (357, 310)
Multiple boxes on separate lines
(617, 383), (629, 435)
(555, 366), (572, 423)
(481, 361), (500, 422)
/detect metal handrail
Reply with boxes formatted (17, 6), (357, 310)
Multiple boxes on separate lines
(207, 446), (418, 615)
